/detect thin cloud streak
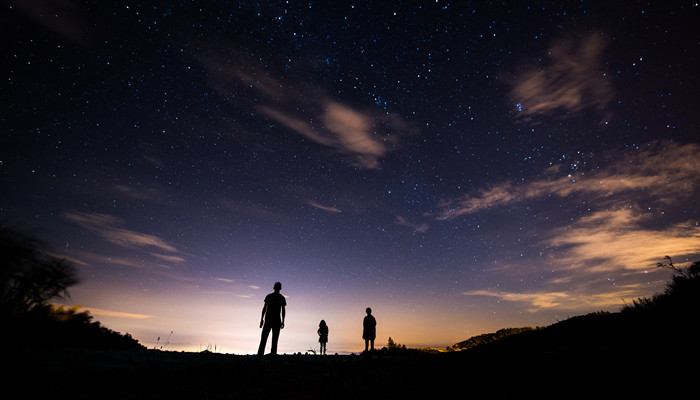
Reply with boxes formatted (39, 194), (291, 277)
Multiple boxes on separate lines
(307, 200), (341, 213)
(149, 252), (187, 264)
(394, 216), (430, 233)
(112, 184), (166, 205)
(78, 306), (153, 320)
(63, 211), (180, 254)
(65, 250), (175, 271)
(464, 284), (645, 313)
(434, 142), (700, 219)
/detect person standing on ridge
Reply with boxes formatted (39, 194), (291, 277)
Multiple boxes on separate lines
(257, 282), (286, 356)
(362, 307), (376, 352)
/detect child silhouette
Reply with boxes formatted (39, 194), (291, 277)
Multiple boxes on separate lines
(317, 320), (328, 355)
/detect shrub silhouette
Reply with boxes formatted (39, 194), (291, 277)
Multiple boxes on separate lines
(386, 336), (406, 351)
(1, 223), (79, 317)
(19, 304), (144, 350)
(1, 223), (142, 350)
(622, 256), (700, 317)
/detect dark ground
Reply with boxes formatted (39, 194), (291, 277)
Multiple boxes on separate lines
(9, 334), (696, 400)
(8, 308), (698, 399)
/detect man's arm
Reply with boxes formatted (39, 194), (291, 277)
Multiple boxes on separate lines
(280, 305), (286, 329)
(259, 303), (267, 328)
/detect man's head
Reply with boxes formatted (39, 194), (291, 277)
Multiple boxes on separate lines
(274, 282), (282, 291)
(366, 307), (372, 314)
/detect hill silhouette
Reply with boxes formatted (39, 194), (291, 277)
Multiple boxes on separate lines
(452, 326), (543, 350)
(467, 258), (699, 360)
(451, 259), (699, 398)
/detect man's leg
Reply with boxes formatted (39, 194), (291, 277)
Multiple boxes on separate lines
(270, 326), (281, 355)
(258, 325), (271, 356)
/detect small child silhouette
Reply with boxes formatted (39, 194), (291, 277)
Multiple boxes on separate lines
(317, 320), (328, 355)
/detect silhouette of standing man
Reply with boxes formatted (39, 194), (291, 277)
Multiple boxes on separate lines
(257, 282), (286, 356)
(362, 307), (376, 352)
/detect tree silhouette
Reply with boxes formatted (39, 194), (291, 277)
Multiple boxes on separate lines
(1, 223), (79, 317)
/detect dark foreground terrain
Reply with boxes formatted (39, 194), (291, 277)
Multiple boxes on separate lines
(10, 316), (697, 400)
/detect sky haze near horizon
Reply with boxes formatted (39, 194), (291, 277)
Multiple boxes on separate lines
(2, 1), (699, 354)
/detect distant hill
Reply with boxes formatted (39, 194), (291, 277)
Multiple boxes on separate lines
(454, 259), (700, 360)
(452, 326), (543, 350)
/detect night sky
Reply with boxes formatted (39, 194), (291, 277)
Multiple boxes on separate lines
(3, 1), (699, 354)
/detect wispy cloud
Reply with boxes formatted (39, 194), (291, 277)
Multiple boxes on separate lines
(149, 252), (187, 264)
(434, 142), (700, 219)
(65, 249), (182, 271)
(510, 31), (614, 123)
(80, 306), (153, 320)
(394, 216), (430, 233)
(112, 184), (165, 204)
(63, 211), (180, 254)
(464, 283), (645, 313)
(545, 207), (700, 273)
(257, 98), (410, 169)
(46, 251), (88, 266)
(202, 56), (417, 169)
(307, 200), (341, 213)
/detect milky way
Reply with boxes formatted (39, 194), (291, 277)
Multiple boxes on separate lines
(3, 1), (699, 353)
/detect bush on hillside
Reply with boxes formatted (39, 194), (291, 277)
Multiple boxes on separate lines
(11, 303), (144, 350)
(2, 224), (143, 350)
(622, 257), (700, 316)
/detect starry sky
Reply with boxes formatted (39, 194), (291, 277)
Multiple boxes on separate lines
(2, 1), (699, 354)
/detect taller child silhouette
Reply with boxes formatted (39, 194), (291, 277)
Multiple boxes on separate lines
(362, 307), (376, 352)
(257, 282), (286, 356)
